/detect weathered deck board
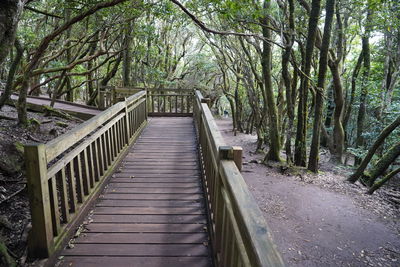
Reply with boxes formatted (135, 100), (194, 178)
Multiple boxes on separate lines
(58, 117), (212, 267)
(9, 94), (101, 119)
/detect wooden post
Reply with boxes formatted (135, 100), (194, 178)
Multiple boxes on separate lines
(219, 146), (243, 171)
(25, 144), (54, 258)
(232, 146), (243, 171)
(219, 146), (234, 160)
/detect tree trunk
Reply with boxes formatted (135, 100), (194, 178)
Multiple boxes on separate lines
(261, 0), (281, 162)
(294, 0), (322, 166)
(283, 0), (295, 164)
(355, 10), (372, 159)
(0, 0), (24, 65)
(324, 83), (334, 128)
(343, 49), (363, 136)
(329, 61), (345, 162)
(367, 168), (400, 194)
(364, 141), (400, 186)
(0, 39), (23, 109)
(308, 0), (335, 172)
(122, 20), (133, 87)
(348, 115), (400, 183)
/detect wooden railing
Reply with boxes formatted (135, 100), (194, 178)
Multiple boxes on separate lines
(25, 91), (147, 258)
(147, 88), (194, 116)
(193, 91), (284, 267)
(98, 86), (142, 109)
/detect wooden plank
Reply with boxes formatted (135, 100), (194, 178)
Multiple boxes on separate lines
(109, 177), (200, 183)
(99, 193), (204, 200)
(91, 214), (207, 224)
(62, 244), (209, 256)
(96, 199), (203, 207)
(94, 207), (205, 215)
(85, 223), (206, 233)
(111, 174), (201, 178)
(107, 182), (200, 188)
(75, 232), (208, 244)
(103, 187), (202, 194)
(58, 257), (211, 267)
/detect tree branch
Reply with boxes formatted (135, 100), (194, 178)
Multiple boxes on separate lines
(25, 6), (64, 19)
(169, 0), (284, 49)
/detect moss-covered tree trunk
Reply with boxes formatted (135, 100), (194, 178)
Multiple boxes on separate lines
(0, 39), (23, 109)
(294, 0), (321, 166)
(308, 0), (335, 172)
(261, 0), (281, 162)
(355, 10), (372, 163)
(363, 141), (400, 186)
(348, 115), (400, 183)
(367, 168), (400, 194)
(0, 0), (24, 66)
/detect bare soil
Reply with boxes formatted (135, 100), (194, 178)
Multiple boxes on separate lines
(216, 118), (400, 267)
(0, 106), (79, 266)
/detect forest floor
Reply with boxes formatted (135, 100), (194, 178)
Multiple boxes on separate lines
(0, 106), (79, 266)
(216, 118), (400, 267)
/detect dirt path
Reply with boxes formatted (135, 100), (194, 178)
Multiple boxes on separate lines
(216, 118), (400, 267)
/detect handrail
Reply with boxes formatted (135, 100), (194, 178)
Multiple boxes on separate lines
(98, 86), (143, 109)
(193, 90), (284, 267)
(147, 88), (194, 116)
(25, 91), (147, 258)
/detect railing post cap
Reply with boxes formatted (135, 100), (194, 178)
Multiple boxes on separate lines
(201, 98), (211, 103)
(219, 146), (234, 160)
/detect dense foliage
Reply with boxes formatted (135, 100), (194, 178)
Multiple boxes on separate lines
(0, 0), (399, 192)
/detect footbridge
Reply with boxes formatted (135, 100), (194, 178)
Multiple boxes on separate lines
(24, 89), (283, 267)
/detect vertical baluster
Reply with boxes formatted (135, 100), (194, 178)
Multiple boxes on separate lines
(163, 94), (166, 112)
(104, 131), (111, 167)
(66, 162), (77, 213)
(110, 126), (116, 160)
(97, 137), (105, 176)
(115, 121), (121, 153)
(92, 141), (100, 182)
(74, 155), (84, 203)
(181, 95), (184, 113)
(175, 95), (178, 113)
(130, 110), (134, 136)
(56, 168), (70, 223)
(120, 118), (125, 147)
(157, 95), (160, 112)
(223, 220), (232, 266)
(86, 145), (95, 188)
(169, 95), (172, 113)
(151, 92), (155, 113)
(125, 103), (131, 142)
(48, 176), (61, 236)
(218, 204), (227, 265)
(81, 149), (91, 195)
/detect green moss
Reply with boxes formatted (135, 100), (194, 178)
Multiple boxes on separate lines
(0, 241), (16, 267)
(14, 141), (24, 154)
(56, 121), (69, 128)
(28, 118), (41, 126)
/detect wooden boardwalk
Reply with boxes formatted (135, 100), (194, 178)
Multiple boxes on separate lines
(58, 117), (213, 267)
(9, 94), (101, 119)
